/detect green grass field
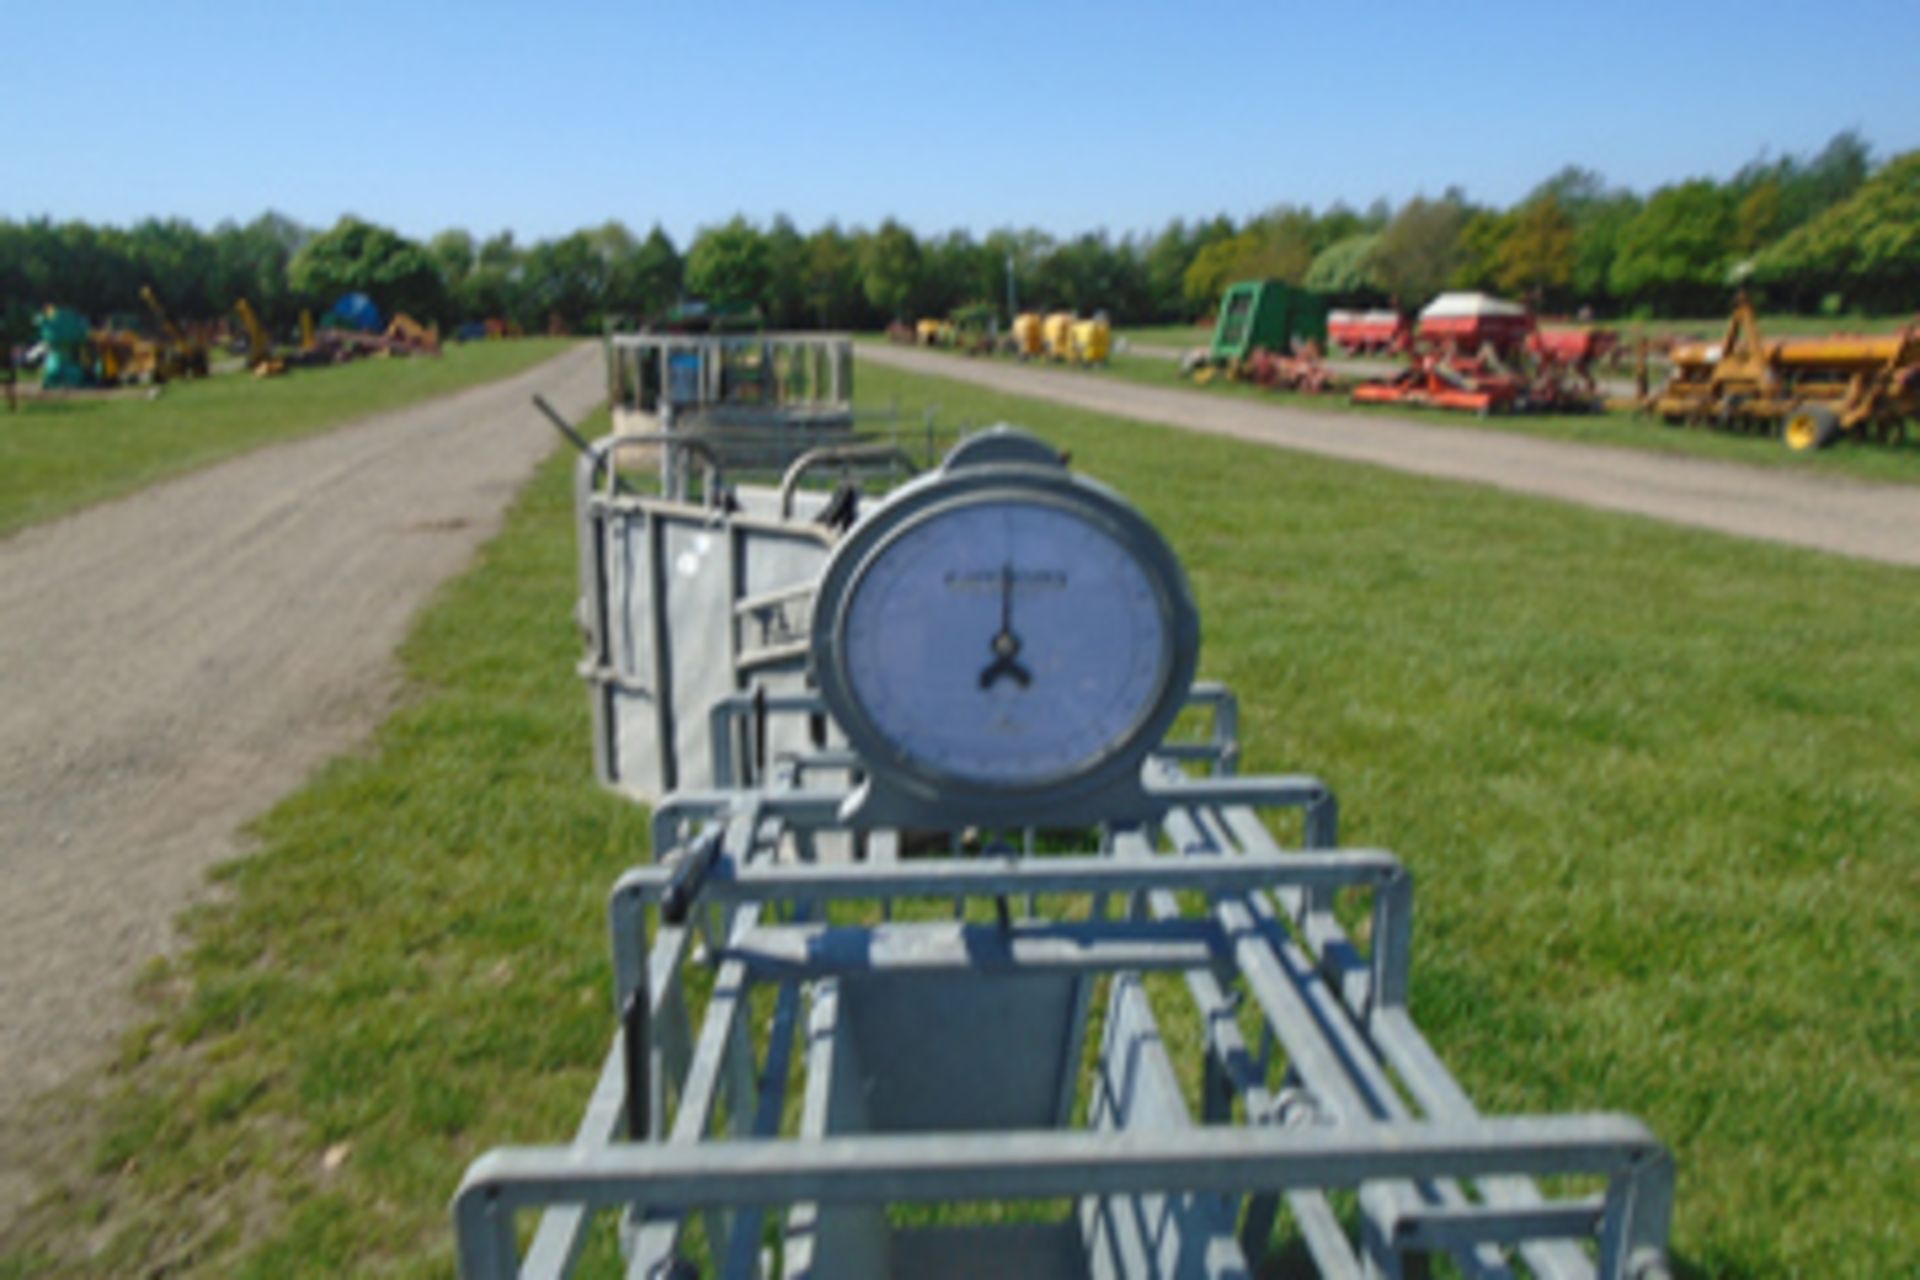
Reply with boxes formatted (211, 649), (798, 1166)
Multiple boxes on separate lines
(4, 367), (1916, 1277)
(0, 339), (578, 539)
(1620, 313), (1914, 339)
(1118, 323), (1215, 349)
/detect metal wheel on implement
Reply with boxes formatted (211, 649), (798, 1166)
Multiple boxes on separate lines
(1783, 403), (1839, 452)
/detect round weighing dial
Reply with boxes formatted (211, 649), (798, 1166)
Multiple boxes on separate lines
(840, 496), (1170, 787)
(812, 431), (1199, 824)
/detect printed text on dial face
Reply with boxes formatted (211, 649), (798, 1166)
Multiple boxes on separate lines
(844, 500), (1168, 784)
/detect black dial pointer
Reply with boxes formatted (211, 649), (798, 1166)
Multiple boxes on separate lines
(979, 561), (1033, 689)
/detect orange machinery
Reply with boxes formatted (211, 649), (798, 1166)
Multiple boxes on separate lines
(138, 285), (209, 381)
(233, 298), (285, 375)
(1651, 296), (1919, 449)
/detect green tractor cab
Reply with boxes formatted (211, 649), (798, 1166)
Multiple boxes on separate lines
(1209, 279), (1328, 365)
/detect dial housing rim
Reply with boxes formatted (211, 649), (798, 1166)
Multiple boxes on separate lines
(810, 458), (1199, 819)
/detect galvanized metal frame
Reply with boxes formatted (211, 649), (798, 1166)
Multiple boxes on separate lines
(608, 332), (855, 415)
(606, 333), (861, 498)
(573, 433), (850, 801)
(453, 747), (1672, 1279)
(574, 427), (929, 806)
(495, 415), (1675, 1279)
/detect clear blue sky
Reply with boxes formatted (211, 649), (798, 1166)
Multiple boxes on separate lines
(8, 0), (1918, 247)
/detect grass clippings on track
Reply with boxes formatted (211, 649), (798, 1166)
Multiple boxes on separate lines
(0, 338), (578, 539)
(5, 368), (1917, 1277)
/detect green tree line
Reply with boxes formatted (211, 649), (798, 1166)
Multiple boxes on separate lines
(5, 131), (1914, 345)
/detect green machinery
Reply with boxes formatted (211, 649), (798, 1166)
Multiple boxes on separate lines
(37, 308), (96, 389)
(1209, 279), (1328, 364)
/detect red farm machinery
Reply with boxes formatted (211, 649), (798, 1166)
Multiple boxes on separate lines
(1350, 292), (1615, 416)
(1328, 308), (1408, 356)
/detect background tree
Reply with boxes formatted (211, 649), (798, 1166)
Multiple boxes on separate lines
(1310, 203), (1369, 254)
(1181, 233), (1246, 315)
(121, 219), (216, 317)
(1142, 220), (1202, 321)
(802, 224), (862, 328)
(5, 130), (1914, 338)
(1609, 181), (1735, 313)
(859, 219), (922, 320)
(1305, 232), (1386, 302)
(428, 229), (476, 302)
(289, 216), (447, 321)
(455, 232), (521, 322)
(1029, 231), (1140, 315)
(1450, 209), (1513, 293)
(205, 213), (308, 327)
(477, 231), (518, 271)
(762, 216), (808, 327)
(1493, 194), (1576, 304)
(948, 230), (1013, 311)
(1733, 181), (1784, 255)
(915, 229), (986, 317)
(1753, 149), (1920, 311)
(985, 227), (1054, 320)
(684, 216), (771, 308)
(1372, 193), (1473, 305)
(518, 231), (607, 329)
(1733, 130), (1872, 239)
(1569, 191), (1640, 306)
(616, 225), (682, 321)
(1178, 207), (1320, 314)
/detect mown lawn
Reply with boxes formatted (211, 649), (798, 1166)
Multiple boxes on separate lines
(0, 339), (579, 539)
(1117, 323), (1214, 349)
(5, 367), (1916, 1277)
(1624, 312), (1914, 339)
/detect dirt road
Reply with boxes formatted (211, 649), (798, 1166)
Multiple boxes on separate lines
(0, 344), (602, 1222)
(864, 344), (1920, 568)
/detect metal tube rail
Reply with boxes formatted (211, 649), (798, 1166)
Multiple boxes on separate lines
(777, 442), (920, 518)
(705, 681), (1245, 795)
(1162, 802), (1588, 1277)
(612, 847), (1405, 907)
(1157, 800), (1595, 1278)
(454, 1117), (1670, 1280)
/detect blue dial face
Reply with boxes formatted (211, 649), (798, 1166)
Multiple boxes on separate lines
(842, 497), (1170, 786)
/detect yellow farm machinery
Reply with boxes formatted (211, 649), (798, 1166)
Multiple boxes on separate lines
(905, 307), (1108, 365)
(1034, 310), (1110, 365)
(138, 285), (210, 382)
(1649, 296), (1920, 450)
(905, 307), (999, 356)
(33, 286), (213, 391)
(948, 303), (998, 354)
(234, 298), (288, 376)
(1009, 311), (1044, 358)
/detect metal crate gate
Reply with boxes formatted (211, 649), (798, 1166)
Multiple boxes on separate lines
(571, 431), (917, 802)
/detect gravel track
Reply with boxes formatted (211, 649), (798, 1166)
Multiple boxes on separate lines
(0, 345), (602, 1225)
(863, 344), (1920, 568)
